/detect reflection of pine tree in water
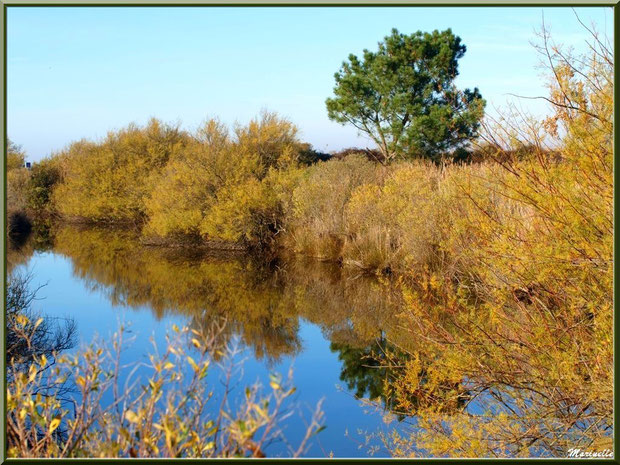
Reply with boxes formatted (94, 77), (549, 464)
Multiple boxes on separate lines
(330, 335), (410, 417)
(331, 338), (388, 400)
(331, 336), (470, 419)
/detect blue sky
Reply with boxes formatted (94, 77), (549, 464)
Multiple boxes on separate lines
(7, 6), (613, 161)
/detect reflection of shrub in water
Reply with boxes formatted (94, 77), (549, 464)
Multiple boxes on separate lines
(7, 211), (32, 248)
(8, 218), (58, 274)
(52, 224), (303, 363)
(29, 218), (56, 251)
(7, 212), (36, 275)
(50, 224), (408, 366)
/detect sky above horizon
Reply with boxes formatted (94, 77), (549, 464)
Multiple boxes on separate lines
(8, 6), (613, 161)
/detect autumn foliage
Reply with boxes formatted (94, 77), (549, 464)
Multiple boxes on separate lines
(6, 20), (612, 458)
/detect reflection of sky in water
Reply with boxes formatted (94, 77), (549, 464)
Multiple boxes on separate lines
(14, 250), (406, 458)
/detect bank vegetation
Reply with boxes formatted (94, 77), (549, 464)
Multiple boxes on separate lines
(6, 21), (612, 457)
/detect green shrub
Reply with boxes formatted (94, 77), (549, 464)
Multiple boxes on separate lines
(27, 157), (62, 213)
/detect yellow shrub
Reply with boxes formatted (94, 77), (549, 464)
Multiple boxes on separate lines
(53, 119), (189, 223)
(378, 24), (613, 457)
(344, 162), (442, 271)
(144, 115), (304, 243)
(7, 168), (30, 214)
(234, 110), (303, 173)
(144, 119), (261, 238)
(200, 178), (276, 244)
(289, 155), (383, 259)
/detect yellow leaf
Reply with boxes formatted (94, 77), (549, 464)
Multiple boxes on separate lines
(49, 417), (61, 434)
(191, 338), (201, 349)
(202, 441), (215, 452)
(28, 365), (37, 383)
(125, 410), (140, 424)
(187, 356), (199, 372)
(163, 362), (175, 370)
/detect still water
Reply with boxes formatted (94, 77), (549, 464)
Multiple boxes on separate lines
(8, 224), (411, 458)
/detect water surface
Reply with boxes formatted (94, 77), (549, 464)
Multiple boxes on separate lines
(9, 224), (411, 458)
